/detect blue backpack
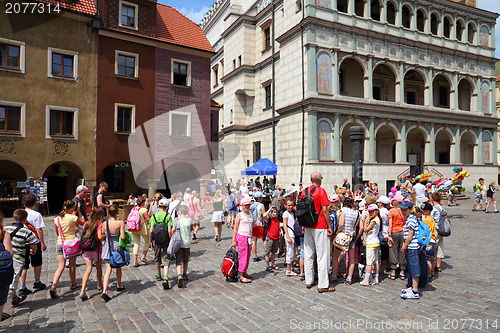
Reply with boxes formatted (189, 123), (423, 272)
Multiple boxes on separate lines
(249, 202), (262, 223)
(226, 195), (236, 211)
(329, 210), (338, 234)
(0, 226), (20, 284)
(417, 219), (432, 248)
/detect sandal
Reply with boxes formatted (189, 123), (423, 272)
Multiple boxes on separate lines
(239, 278), (252, 283)
(399, 273), (405, 280)
(116, 286), (126, 291)
(1, 313), (11, 321)
(286, 271), (298, 276)
(140, 258), (149, 264)
(266, 266), (274, 272)
(70, 284), (80, 291)
(389, 274), (396, 280)
(50, 288), (59, 299)
(133, 263), (141, 267)
(437, 267), (442, 272)
(272, 265), (282, 271)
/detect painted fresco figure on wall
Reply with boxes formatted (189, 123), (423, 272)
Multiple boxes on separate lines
(479, 26), (489, 47)
(318, 120), (331, 159)
(482, 131), (491, 163)
(316, 53), (332, 94)
(480, 82), (489, 112)
(316, 0), (332, 9)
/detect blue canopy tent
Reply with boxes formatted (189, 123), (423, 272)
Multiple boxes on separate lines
(241, 158), (277, 176)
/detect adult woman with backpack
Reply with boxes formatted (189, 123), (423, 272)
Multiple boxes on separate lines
(211, 190), (225, 242)
(130, 197), (150, 267)
(189, 190), (204, 240)
(100, 205), (126, 302)
(0, 212), (14, 321)
(79, 207), (105, 300)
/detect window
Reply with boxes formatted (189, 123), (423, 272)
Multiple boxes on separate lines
(48, 48), (78, 79)
(0, 105), (20, 133)
(171, 59), (191, 87)
(264, 85), (272, 109)
(115, 51), (138, 78)
(46, 106), (78, 139)
(253, 141), (261, 163)
(119, 1), (138, 29)
(233, 59), (236, 70)
(373, 86), (381, 100)
(213, 66), (218, 87)
(0, 38), (25, 73)
(263, 26), (271, 50)
(238, 55), (242, 67)
(169, 111), (191, 137)
(439, 86), (448, 106)
(114, 104), (135, 134)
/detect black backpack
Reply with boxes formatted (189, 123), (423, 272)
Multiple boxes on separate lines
(79, 225), (99, 251)
(152, 213), (170, 245)
(296, 186), (319, 227)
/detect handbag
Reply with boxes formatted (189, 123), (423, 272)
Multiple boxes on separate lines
(106, 218), (130, 268)
(333, 232), (352, 251)
(167, 226), (182, 256)
(57, 217), (82, 259)
(194, 212), (204, 221)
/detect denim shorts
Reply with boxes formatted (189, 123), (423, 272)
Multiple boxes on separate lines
(406, 249), (421, 278)
(0, 285), (9, 306)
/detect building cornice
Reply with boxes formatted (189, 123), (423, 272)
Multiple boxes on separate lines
(220, 116), (281, 137)
(277, 17), (497, 63)
(220, 51), (280, 84)
(277, 97), (499, 129)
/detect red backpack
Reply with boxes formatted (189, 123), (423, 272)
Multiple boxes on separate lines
(126, 207), (143, 232)
(221, 247), (238, 282)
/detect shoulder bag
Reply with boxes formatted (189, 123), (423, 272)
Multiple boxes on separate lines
(57, 217), (82, 259)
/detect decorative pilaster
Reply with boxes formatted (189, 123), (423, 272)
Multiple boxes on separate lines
(429, 125), (436, 163)
(365, 57), (373, 99)
(308, 112), (318, 160)
(400, 121), (407, 162)
(454, 126), (461, 163)
(451, 74), (458, 109)
(368, 118), (375, 162)
(476, 128), (483, 164)
(427, 70), (433, 106)
(333, 114), (341, 160)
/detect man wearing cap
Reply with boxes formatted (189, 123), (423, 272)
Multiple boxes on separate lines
(300, 172), (334, 293)
(73, 185), (89, 222)
(250, 192), (266, 262)
(149, 198), (174, 289)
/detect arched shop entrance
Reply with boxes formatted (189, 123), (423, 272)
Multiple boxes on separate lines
(157, 162), (201, 197)
(0, 160), (27, 215)
(97, 161), (145, 198)
(43, 161), (83, 214)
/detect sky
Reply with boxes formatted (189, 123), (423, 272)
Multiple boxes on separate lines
(159, 0), (500, 59)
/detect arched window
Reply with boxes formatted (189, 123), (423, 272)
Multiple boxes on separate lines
(433, 74), (451, 109)
(371, 0), (380, 21)
(467, 22), (476, 43)
(404, 70), (425, 105)
(355, 0), (364, 17)
(386, 1), (396, 25)
(376, 125), (397, 163)
(458, 79), (473, 111)
(435, 130), (451, 164)
(456, 20), (464, 41)
(430, 13), (438, 35)
(443, 16), (451, 38)
(402, 5), (412, 29)
(416, 9), (425, 32)
(373, 64), (396, 102)
(460, 132), (475, 164)
(339, 58), (364, 98)
(337, 0), (347, 13)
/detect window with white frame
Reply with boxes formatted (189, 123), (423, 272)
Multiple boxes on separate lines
(115, 104), (135, 134)
(169, 111), (191, 137)
(46, 105), (78, 139)
(0, 101), (25, 136)
(119, 0), (138, 29)
(0, 38), (25, 73)
(116, 50), (138, 78)
(48, 47), (78, 79)
(172, 59), (191, 86)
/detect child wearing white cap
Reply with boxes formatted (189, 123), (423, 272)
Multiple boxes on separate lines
(360, 204), (381, 286)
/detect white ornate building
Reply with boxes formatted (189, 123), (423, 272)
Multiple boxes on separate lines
(201, 0), (499, 192)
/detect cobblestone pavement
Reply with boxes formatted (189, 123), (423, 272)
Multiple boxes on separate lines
(1, 198), (500, 332)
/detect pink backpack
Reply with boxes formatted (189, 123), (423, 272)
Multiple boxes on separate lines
(126, 207), (143, 232)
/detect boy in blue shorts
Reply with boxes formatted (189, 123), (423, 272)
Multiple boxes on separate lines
(399, 201), (421, 299)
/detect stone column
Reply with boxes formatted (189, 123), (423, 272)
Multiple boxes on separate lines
(400, 121), (407, 162)
(395, 2), (402, 26)
(490, 79), (495, 114)
(397, 63), (404, 103)
(380, 0), (386, 22)
(365, 57), (373, 99)
(491, 26), (496, 57)
(476, 77), (481, 112)
(333, 51), (340, 94)
(368, 117), (375, 162)
(424, 8), (430, 33)
(476, 128), (483, 164)
(308, 112), (318, 160)
(438, 11), (444, 36)
(333, 114), (341, 160)
(427, 70), (433, 106)
(492, 129), (498, 164)
(350, 126), (365, 191)
(348, 0), (354, 14)
(428, 125), (436, 163)
(454, 126), (461, 163)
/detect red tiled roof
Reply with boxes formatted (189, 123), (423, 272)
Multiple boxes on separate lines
(156, 4), (213, 53)
(36, 0), (96, 16)
(211, 99), (222, 108)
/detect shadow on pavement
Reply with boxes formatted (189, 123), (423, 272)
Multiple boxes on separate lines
(185, 270), (216, 282)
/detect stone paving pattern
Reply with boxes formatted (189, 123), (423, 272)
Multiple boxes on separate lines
(1, 198), (500, 332)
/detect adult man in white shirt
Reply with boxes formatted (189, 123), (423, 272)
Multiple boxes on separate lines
(169, 192), (185, 218)
(413, 179), (426, 206)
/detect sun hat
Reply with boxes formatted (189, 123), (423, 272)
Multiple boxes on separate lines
(240, 198), (251, 206)
(367, 204), (379, 211)
(376, 195), (390, 205)
(358, 200), (366, 211)
(329, 194), (339, 202)
(253, 191), (264, 198)
(393, 194), (404, 202)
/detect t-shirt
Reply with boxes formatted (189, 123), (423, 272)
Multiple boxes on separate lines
(72, 196), (88, 221)
(26, 209), (44, 244)
(365, 217), (380, 248)
(54, 214), (78, 245)
(379, 207), (389, 236)
(168, 200), (183, 217)
(388, 208), (405, 233)
(183, 193), (191, 206)
(403, 215), (420, 250)
(282, 211), (295, 240)
(413, 183), (426, 198)
(300, 185), (329, 229)
(175, 218), (192, 248)
(431, 205), (442, 229)
(266, 217), (280, 240)
(149, 212), (173, 229)
(5, 223), (37, 264)
(423, 216), (437, 241)
(341, 207), (359, 236)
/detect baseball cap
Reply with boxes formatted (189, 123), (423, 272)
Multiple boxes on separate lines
(393, 194), (404, 202)
(376, 195), (390, 205)
(399, 201), (413, 209)
(358, 201), (366, 210)
(329, 194), (339, 202)
(240, 198), (251, 206)
(354, 196), (363, 201)
(253, 191), (264, 198)
(367, 204), (379, 211)
(421, 202), (433, 211)
(158, 199), (169, 207)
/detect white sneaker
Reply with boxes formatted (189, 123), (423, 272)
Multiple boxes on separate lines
(401, 287), (413, 294)
(359, 280), (370, 286)
(401, 291), (419, 299)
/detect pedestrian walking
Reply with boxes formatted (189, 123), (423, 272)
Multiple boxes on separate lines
(231, 198), (255, 283)
(149, 199), (173, 290)
(131, 196), (150, 267)
(485, 182), (498, 213)
(0, 212), (14, 321)
(189, 190), (204, 240)
(211, 190), (225, 242)
(175, 205), (192, 288)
